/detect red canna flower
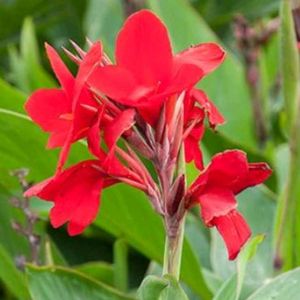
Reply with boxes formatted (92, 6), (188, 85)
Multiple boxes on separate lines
(24, 160), (110, 236)
(24, 158), (148, 235)
(88, 10), (225, 125)
(186, 150), (272, 259)
(25, 42), (102, 170)
(23, 9), (272, 266)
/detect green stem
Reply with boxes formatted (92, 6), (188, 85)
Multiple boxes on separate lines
(113, 239), (128, 292)
(274, 0), (300, 270)
(163, 214), (186, 280)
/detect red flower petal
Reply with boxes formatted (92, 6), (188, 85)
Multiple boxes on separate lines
(47, 127), (70, 149)
(184, 122), (205, 170)
(211, 210), (251, 260)
(25, 89), (72, 148)
(25, 161), (108, 235)
(197, 186), (237, 225)
(233, 162), (272, 194)
(190, 150), (249, 194)
(25, 89), (71, 132)
(116, 10), (173, 85)
(104, 109), (136, 149)
(175, 43), (225, 75)
(88, 65), (139, 102)
(87, 108), (105, 160)
(160, 64), (204, 96)
(45, 43), (75, 96)
(74, 41), (102, 99)
(192, 89), (225, 127)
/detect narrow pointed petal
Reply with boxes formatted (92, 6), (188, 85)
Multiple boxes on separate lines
(45, 43), (75, 96)
(116, 10), (173, 85)
(104, 109), (136, 148)
(75, 41), (102, 97)
(87, 108), (106, 160)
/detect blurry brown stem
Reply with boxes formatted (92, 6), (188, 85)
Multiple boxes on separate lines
(10, 169), (40, 267)
(122, 0), (145, 17)
(234, 15), (279, 147)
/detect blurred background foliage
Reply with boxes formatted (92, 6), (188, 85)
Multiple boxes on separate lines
(1, 0), (300, 299)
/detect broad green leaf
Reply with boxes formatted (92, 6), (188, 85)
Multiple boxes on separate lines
(96, 185), (212, 299)
(0, 244), (30, 300)
(147, 0), (256, 149)
(159, 276), (189, 300)
(211, 187), (275, 295)
(9, 18), (55, 93)
(247, 267), (300, 300)
(213, 235), (264, 300)
(197, 0), (280, 28)
(26, 264), (135, 300)
(138, 275), (188, 300)
(83, 0), (124, 57)
(236, 235), (265, 299)
(75, 262), (114, 286)
(0, 78), (90, 186)
(138, 275), (169, 300)
(0, 0), (87, 77)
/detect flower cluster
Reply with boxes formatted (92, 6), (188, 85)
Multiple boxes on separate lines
(25, 10), (271, 260)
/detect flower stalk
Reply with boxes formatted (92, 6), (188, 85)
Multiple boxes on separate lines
(163, 214), (186, 279)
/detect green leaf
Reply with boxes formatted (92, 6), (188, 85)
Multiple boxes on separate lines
(159, 276), (189, 300)
(235, 235), (265, 299)
(198, 0), (280, 28)
(147, 0), (256, 149)
(0, 244), (30, 300)
(138, 275), (188, 300)
(247, 267), (300, 300)
(75, 262), (114, 286)
(213, 235), (264, 300)
(83, 0), (124, 57)
(211, 187), (275, 294)
(0, 78), (90, 186)
(96, 185), (212, 299)
(138, 275), (169, 300)
(26, 264), (135, 300)
(9, 18), (55, 93)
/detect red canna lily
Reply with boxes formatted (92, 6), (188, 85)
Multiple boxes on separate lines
(24, 160), (109, 236)
(25, 42), (102, 170)
(88, 10), (225, 125)
(186, 150), (272, 259)
(23, 9), (273, 267)
(24, 158), (147, 236)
